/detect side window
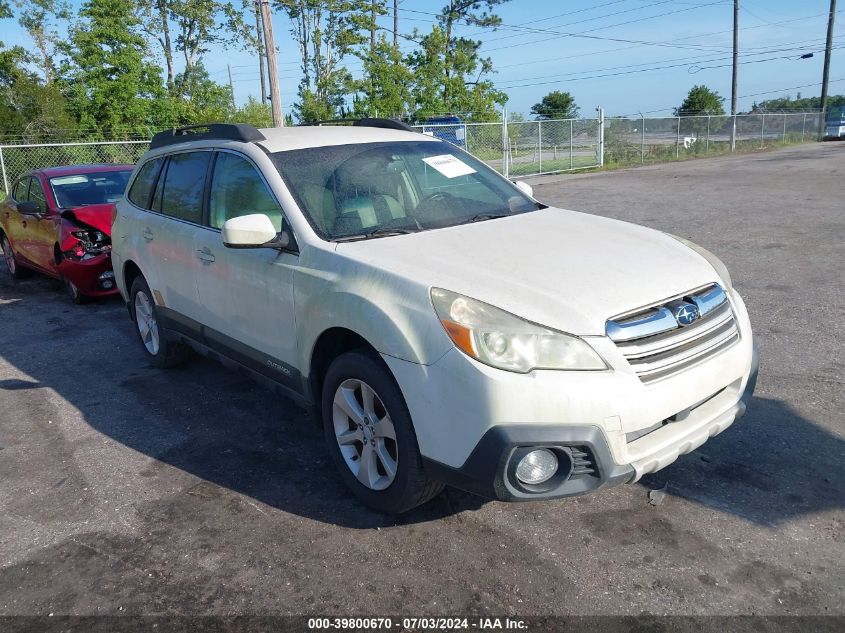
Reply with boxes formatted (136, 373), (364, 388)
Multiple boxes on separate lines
(208, 152), (283, 231)
(13, 177), (30, 202)
(159, 151), (210, 224)
(27, 178), (47, 213)
(128, 158), (163, 209)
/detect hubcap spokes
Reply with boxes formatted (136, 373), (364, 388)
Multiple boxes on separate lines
(134, 292), (160, 355)
(333, 379), (398, 491)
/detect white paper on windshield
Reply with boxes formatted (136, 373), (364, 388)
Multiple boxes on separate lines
(422, 154), (476, 179)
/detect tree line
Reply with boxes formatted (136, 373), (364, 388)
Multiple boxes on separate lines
(0, 0), (519, 141)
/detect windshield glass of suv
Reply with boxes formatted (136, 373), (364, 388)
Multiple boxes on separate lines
(271, 141), (542, 240)
(50, 170), (132, 208)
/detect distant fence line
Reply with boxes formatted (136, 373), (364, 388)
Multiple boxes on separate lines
(0, 112), (825, 197)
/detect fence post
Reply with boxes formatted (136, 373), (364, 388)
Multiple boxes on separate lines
(676, 116), (681, 159)
(802, 113), (807, 142)
(760, 113), (765, 148)
(569, 119), (574, 170)
(641, 116), (645, 164)
(782, 116), (787, 143)
(731, 114), (737, 152)
(501, 109), (509, 179)
(598, 107), (605, 167)
(538, 120), (542, 173)
(706, 116), (711, 153)
(0, 147), (7, 195)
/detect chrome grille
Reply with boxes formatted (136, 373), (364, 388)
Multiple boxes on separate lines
(606, 284), (740, 383)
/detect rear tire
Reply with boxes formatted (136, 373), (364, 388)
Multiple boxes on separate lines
(321, 350), (444, 514)
(1, 233), (29, 279)
(129, 276), (190, 369)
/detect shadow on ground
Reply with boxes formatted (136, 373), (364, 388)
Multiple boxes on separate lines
(1, 274), (843, 529)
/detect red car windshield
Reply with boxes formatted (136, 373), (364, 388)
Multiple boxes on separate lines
(50, 170), (132, 208)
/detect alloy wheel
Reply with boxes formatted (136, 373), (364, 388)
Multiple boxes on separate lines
(134, 290), (160, 355)
(332, 378), (398, 491)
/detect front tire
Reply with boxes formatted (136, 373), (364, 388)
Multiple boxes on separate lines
(64, 277), (87, 304)
(322, 351), (444, 514)
(1, 233), (28, 279)
(129, 276), (190, 368)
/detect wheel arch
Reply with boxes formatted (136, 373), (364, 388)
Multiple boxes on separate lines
(308, 327), (381, 410)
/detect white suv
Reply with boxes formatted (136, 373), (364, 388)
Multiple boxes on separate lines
(113, 121), (757, 513)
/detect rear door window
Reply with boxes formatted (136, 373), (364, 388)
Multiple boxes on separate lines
(128, 158), (164, 209)
(159, 152), (211, 224)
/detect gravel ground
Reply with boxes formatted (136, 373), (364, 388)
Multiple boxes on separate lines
(0, 143), (843, 619)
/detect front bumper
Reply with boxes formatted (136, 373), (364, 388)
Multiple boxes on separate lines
(421, 346), (758, 501)
(385, 287), (757, 502)
(58, 253), (119, 297)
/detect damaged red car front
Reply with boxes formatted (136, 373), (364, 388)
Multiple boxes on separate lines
(1, 164), (133, 302)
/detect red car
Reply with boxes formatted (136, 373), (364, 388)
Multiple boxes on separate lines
(0, 164), (133, 302)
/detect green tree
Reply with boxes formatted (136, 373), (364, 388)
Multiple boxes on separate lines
(438, 0), (508, 95)
(407, 24), (505, 122)
(530, 90), (578, 120)
(752, 93), (845, 112)
(64, 0), (166, 135)
(355, 34), (412, 118)
(0, 45), (73, 140)
(674, 85), (725, 116)
(277, 0), (372, 122)
(12, 0), (68, 85)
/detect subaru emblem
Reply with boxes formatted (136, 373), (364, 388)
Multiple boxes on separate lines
(673, 302), (700, 326)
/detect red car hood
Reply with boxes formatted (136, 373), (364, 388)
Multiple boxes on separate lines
(61, 204), (114, 235)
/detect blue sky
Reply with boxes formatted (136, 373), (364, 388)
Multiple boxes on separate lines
(2, 0), (843, 117)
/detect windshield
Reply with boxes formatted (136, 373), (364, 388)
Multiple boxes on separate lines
(50, 170), (132, 208)
(270, 141), (543, 241)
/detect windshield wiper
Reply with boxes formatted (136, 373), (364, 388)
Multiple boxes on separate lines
(463, 212), (511, 224)
(334, 226), (421, 242)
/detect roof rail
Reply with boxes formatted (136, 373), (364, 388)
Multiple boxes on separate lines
(353, 118), (415, 132)
(299, 117), (415, 133)
(150, 123), (266, 149)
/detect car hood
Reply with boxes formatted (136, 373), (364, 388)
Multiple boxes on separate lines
(60, 204), (114, 235)
(335, 207), (721, 335)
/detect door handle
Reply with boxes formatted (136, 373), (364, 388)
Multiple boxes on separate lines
(142, 228), (154, 242)
(196, 248), (215, 263)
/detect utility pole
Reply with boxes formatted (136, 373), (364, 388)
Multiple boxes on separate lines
(819, 0), (837, 137)
(259, 0), (283, 127)
(254, 0), (267, 105)
(730, 0), (739, 151)
(227, 64), (236, 109)
(393, 0), (399, 49)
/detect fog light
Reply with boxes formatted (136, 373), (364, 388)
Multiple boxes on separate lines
(101, 280), (114, 289)
(515, 449), (558, 485)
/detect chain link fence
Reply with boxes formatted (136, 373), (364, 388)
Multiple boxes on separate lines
(604, 112), (823, 167)
(0, 140), (149, 197)
(0, 113), (825, 197)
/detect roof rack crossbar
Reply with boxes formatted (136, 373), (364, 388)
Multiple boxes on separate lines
(150, 123), (266, 149)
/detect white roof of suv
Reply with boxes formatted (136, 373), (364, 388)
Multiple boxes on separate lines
(255, 125), (437, 153)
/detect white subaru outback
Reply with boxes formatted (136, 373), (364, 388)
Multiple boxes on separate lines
(113, 120), (758, 513)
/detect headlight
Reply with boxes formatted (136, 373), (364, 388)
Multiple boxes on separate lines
(430, 288), (607, 373)
(666, 233), (732, 289)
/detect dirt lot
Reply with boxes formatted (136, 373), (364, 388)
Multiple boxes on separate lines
(0, 143), (843, 619)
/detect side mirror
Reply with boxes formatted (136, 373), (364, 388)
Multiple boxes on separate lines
(514, 180), (534, 198)
(17, 201), (43, 216)
(222, 213), (291, 250)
